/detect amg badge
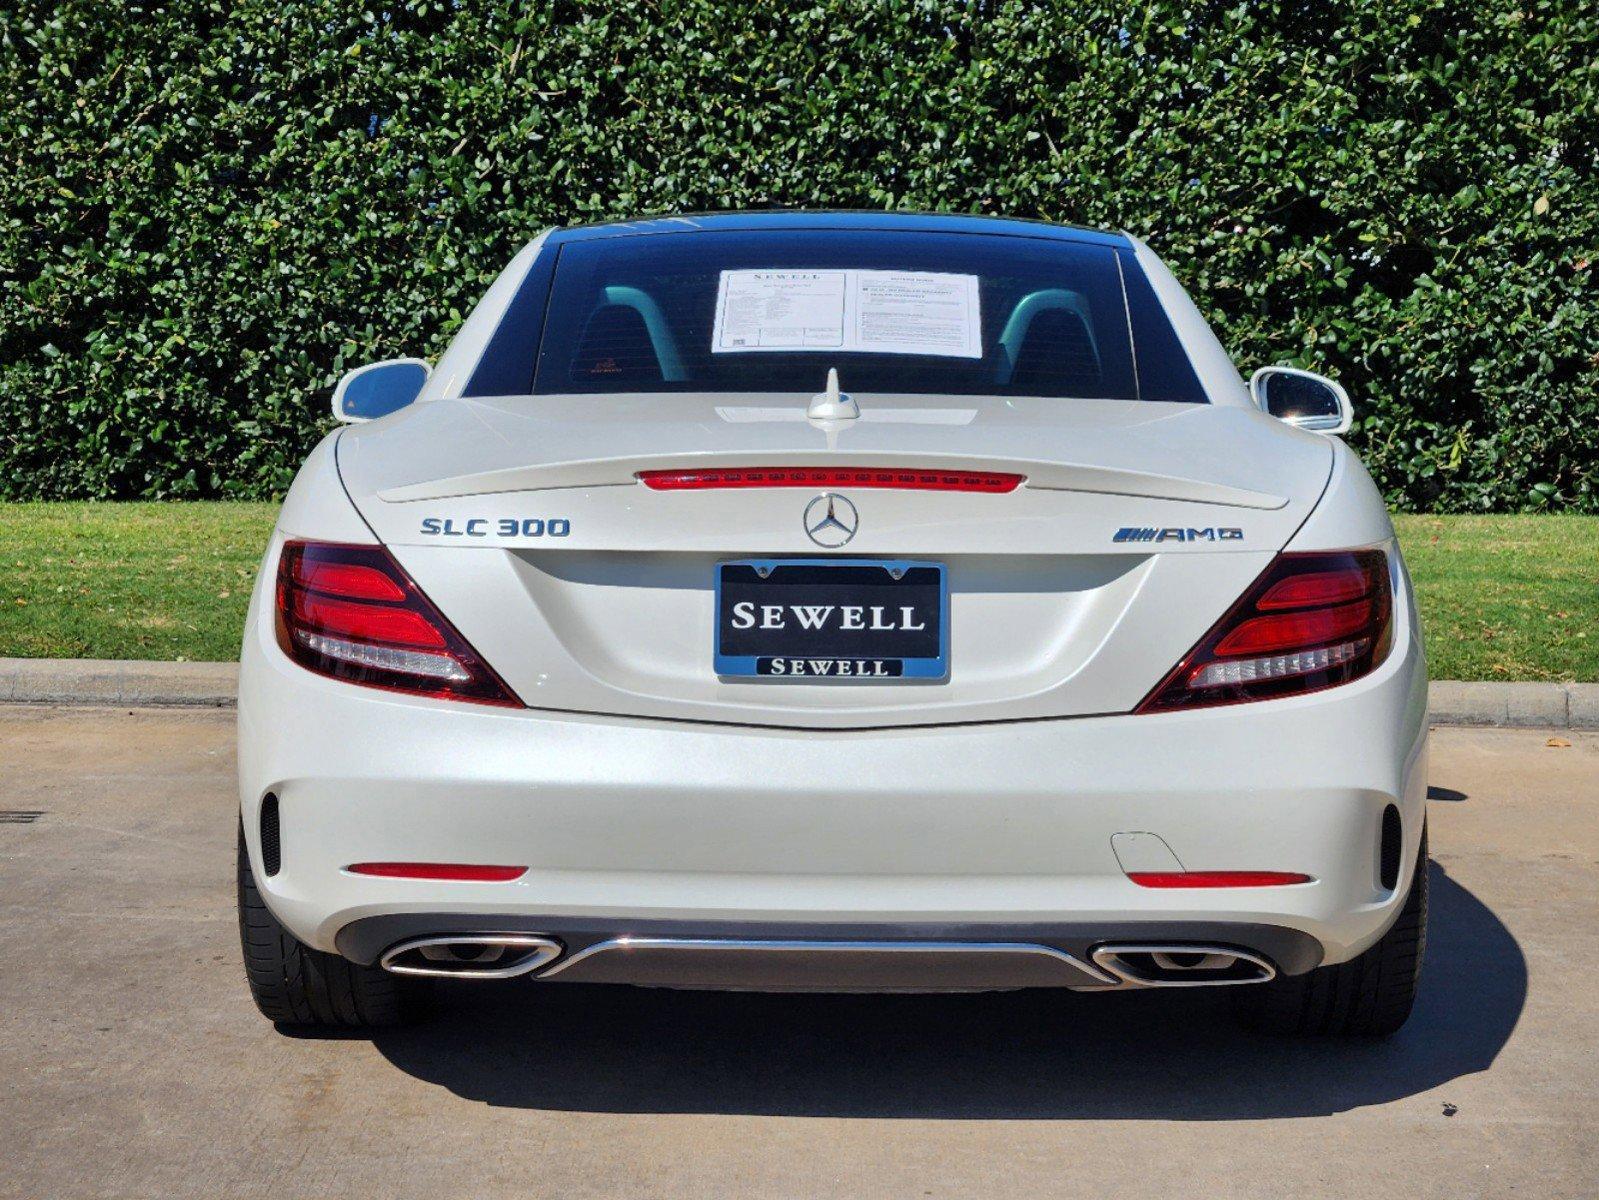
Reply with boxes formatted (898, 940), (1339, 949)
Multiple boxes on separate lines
(1114, 527), (1244, 543)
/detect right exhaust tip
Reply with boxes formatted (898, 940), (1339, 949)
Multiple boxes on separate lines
(1091, 944), (1276, 987)
(379, 934), (562, 979)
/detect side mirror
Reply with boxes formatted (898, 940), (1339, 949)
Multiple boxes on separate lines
(1249, 366), (1352, 435)
(331, 359), (430, 423)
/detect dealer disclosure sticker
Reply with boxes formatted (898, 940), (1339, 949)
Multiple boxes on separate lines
(710, 269), (982, 359)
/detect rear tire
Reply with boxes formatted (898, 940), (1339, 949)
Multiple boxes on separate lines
(1235, 825), (1428, 1036)
(237, 825), (419, 1028)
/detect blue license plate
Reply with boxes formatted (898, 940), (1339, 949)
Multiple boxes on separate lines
(714, 559), (948, 680)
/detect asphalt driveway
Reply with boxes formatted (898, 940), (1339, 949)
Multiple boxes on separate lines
(0, 707), (1593, 1198)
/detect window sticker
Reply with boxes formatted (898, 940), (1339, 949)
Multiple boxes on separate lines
(713, 271), (847, 352)
(851, 270), (983, 358)
(712, 269), (982, 359)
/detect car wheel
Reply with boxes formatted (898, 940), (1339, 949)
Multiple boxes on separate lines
(236, 825), (420, 1028)
(1235, 825), (1428, 1037)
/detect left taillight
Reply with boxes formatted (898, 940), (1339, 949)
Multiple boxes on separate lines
(1137, 548), (1394, 713)
(274, 540), (520, 707)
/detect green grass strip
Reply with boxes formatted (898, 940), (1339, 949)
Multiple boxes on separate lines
(0, 504), (1594, 680)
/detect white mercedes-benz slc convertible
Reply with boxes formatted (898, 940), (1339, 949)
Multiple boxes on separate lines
(237, 212), (1429, 1035)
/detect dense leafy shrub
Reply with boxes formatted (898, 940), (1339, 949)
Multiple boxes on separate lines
(1, 1), (1594, 507)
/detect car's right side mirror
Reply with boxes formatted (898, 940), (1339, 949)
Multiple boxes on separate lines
(331, 358), (431, 423)
(1249, 366), (1353, 435)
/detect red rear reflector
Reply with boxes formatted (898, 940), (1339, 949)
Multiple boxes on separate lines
(637, 467), (1024, 493)
(1127, 871), (1313, 888)
(347, 862), (527, 882)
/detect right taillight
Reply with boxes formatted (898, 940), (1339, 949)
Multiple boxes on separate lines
(275, 540), (520, 707)
(1137, 549), (1393, 713)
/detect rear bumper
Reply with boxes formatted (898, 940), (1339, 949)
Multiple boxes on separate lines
(335, 913), (1325, 990)
(239, 603), (1428, 983)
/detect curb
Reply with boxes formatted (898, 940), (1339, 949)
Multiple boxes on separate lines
(1425, 680), (1597, 731)
(0, 658), (239, 708)
(1, 658), (1594, 729)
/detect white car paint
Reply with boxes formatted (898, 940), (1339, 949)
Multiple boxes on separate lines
(238, 215), (1428, 995)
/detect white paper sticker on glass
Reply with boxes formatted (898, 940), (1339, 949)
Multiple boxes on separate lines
(712, 269), (981, 359)
(713, 271), (847, 352)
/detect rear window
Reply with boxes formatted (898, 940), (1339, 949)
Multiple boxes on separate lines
(475, 230), (1207, 402)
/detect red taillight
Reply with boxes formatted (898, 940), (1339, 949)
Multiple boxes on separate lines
(347, 862), (527, 882)
(637, 467), (1024, 493)
(293, 557), (408, 603)
(1137, 549), (1393, 713)
(275, 541), (520, 706)
(289, 591), (449, 649)
(1256, 565), (1373, 610)
(1211, 600), (1373, 657)
(1127, 871), (1313, 888)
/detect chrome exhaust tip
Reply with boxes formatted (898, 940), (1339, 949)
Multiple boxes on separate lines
(379, 934), (562, 979)
(1091, 944), (1276, 988)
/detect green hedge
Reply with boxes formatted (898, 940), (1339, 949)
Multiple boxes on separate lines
(2, 1), (1595, 508)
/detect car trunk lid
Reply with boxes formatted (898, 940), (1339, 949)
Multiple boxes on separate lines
(336, 393), (1331, 727)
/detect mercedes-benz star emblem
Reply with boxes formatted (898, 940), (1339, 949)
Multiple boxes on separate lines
(803, 493), (859, 548)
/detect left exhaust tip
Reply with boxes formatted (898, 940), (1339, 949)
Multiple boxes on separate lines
(379, 934), (562, 979)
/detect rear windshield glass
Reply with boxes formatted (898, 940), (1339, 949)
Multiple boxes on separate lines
(519, 231), (1205, 401)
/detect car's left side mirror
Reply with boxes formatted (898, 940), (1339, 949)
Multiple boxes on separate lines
(331, 359), (431, 423)
(1249, 366), (1352, 435)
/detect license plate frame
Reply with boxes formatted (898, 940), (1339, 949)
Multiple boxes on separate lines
(714, 558), (949, 681)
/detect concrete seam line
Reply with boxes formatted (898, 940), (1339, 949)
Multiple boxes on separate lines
(0, 660), (1594, 727)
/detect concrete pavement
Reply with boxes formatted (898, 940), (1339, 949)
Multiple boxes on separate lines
(0, 707), (1595, 1199)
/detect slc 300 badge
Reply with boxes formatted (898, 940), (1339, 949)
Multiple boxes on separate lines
(419, 517), (571, 538)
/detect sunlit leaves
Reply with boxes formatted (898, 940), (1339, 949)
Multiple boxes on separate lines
(0, 0), (1594, 506)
